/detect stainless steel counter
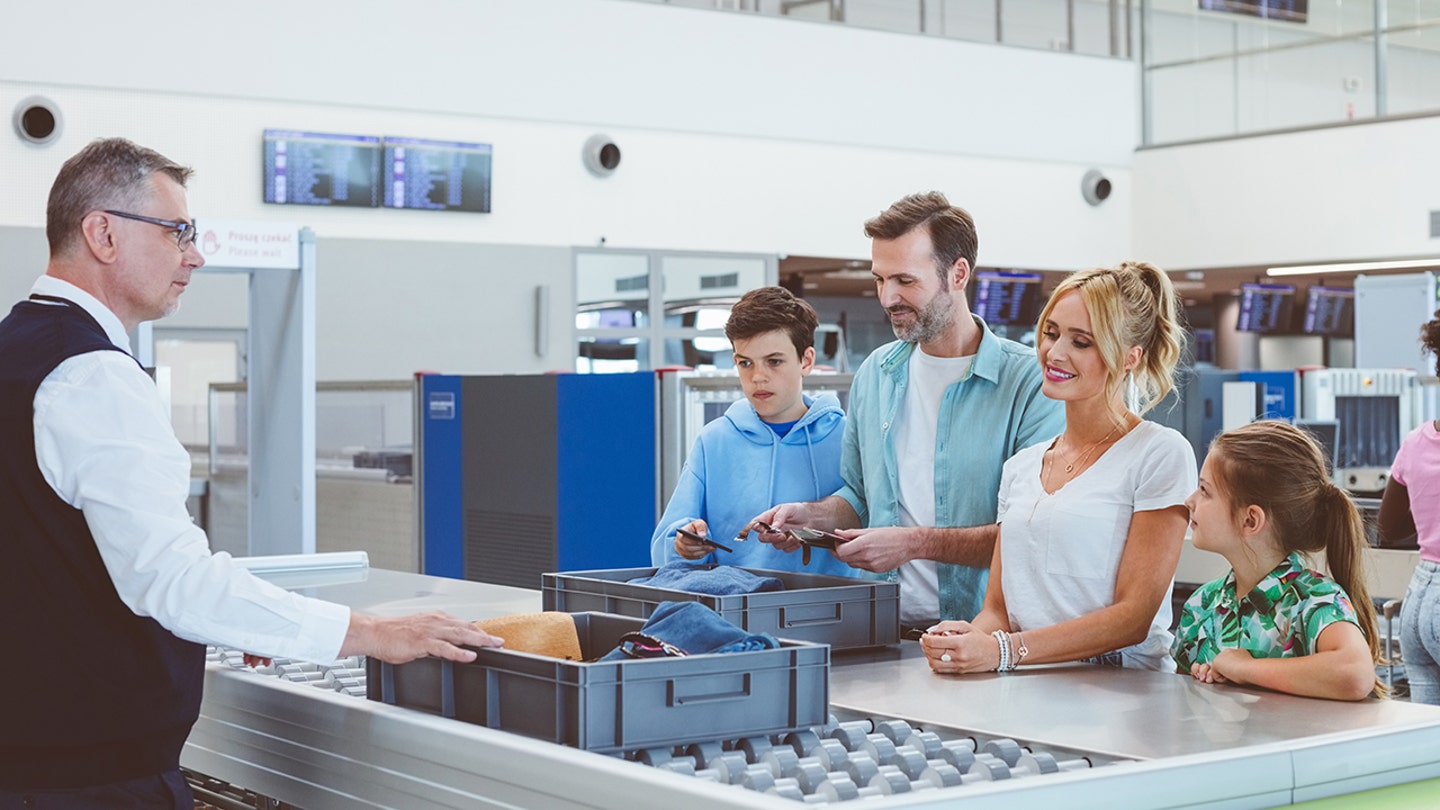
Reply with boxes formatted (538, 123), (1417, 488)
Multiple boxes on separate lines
(183, 567), (1440, 809)
(830, 644), (1437, 761)
(256, 565), (543, 619)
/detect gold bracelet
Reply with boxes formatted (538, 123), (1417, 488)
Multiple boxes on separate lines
(1012, 632), (1029, 666)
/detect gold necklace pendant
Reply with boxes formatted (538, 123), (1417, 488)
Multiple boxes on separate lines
(1058, 422), (1125, 477)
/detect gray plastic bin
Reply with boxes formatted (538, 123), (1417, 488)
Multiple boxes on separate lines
(542, 566), (900, 650)
(365, 611), (829, 753)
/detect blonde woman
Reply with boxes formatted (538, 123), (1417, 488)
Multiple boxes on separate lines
(922, 262), (1195, 672)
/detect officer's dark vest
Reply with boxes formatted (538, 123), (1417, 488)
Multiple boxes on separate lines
(0, 297), (204, 789)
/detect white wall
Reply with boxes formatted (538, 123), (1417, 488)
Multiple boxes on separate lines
(1, 0), (1138, 166)
(0, 0), (1136, 265)
(0, 81), (1137, 282)
(0, 226), (49, 314)
(0, 0), (1143, 379)
(6, 1), (1436, 377)
(313, 240), (574, 380)
(1132, 114), (1440, 271)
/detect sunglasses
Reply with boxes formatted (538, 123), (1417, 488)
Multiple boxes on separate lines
(616, 632), (688, 659)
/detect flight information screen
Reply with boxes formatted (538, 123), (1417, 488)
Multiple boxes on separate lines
(1236, 283), (1296, 333)
(1198, 0), (1307, 24)
(972, 271), (1044, 326)
(1303, 286), (1354, 336)
(262, 130), (381, 208)
(383, 137), (492, 213)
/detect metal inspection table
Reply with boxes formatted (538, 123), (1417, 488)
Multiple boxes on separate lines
(181, 567), (1440, 809)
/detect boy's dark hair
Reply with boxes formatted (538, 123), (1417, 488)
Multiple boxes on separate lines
(863, 191), (978, 282)
(724, 286), (819, 359)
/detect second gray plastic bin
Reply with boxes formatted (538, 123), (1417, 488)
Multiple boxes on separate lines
(542, 565), (900, 650)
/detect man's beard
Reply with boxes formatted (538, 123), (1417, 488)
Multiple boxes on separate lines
(887, 285), (954, 343)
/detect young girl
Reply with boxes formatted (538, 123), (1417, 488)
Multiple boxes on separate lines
(1173, 420), (1383, 701)
(922, 261), (1196, 672)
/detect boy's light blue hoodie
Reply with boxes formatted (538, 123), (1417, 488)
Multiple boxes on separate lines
(649, 392), (863, 578)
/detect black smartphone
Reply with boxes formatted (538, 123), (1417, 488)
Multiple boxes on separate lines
(676, 527), (732, 554)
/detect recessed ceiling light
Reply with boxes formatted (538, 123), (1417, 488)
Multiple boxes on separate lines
(1267, 258), (1439, 276)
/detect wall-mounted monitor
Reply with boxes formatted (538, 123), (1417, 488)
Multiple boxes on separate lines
(262, 129), (381, 208)
(382, 137), (492, 213)
(1302, 285), (1355, 337)
(1236, 283), (1296, 333)
(1198, 0), (1307, 23)
(972, 271), (1044, 327)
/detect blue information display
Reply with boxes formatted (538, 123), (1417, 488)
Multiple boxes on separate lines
(972, 271), (1044, 326)
(1198, 0), (1306, 23)
(1236, 283), (1296, 333)
(1302, 286), (1355, 337)
(262, 130), (381, 208)
(382, 137), (493, 213)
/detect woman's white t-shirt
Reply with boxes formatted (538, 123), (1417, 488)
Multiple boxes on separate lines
(996, 420), (1197, 671)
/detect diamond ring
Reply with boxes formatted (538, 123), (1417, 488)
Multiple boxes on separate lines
(940, 652), (952, 663)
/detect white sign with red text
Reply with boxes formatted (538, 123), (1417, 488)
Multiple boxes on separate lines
(198, 219), (301, 269)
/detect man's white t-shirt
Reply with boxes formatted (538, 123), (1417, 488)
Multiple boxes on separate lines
(893, 348), (973, 625)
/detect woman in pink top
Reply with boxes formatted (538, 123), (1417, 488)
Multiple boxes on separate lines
(1379, 310), (1440, 704)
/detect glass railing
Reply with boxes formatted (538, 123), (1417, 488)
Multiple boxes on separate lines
(1141, 0), (1440, 143)
(625, 0), (1440, 144)
(629, 0), (1135, 58)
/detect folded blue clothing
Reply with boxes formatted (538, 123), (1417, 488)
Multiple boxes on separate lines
(599, 601), (781, 661)
(628, 560), (785, 596)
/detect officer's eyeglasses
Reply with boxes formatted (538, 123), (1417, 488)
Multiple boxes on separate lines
(104, 209), (198, 252)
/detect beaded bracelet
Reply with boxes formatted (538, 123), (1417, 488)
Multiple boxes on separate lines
(991, 629), (1011, 672)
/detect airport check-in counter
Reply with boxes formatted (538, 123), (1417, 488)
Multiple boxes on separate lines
(182, 566), (1440, 809)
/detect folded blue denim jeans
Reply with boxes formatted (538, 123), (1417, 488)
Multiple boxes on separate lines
(628, 561), (784, 596)
(599, 601), (780, 661)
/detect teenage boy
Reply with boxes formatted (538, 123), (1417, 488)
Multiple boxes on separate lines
(648, 286), (859, 577)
